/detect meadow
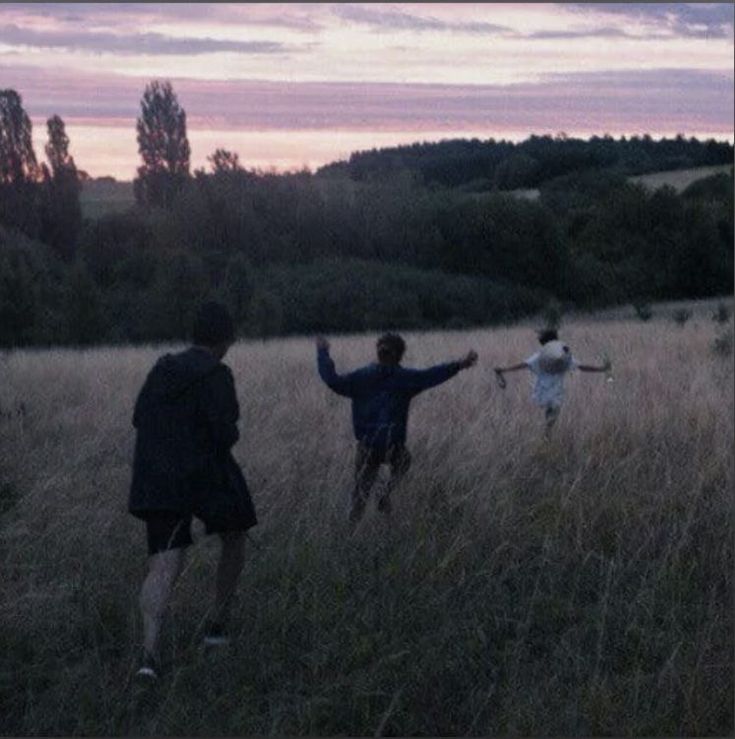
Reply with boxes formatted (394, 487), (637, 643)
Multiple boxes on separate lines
(628, 164), (734, 193)
(508, 163), (734, 202)
(0, 303), (732, 736)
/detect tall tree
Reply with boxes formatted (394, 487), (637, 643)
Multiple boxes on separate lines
(45, 114), (76, 178)
(0, 89), (39, 185)
(41, 115), (82, 261)
(0, 89), (41, 236)
(134, 80), (190, 208)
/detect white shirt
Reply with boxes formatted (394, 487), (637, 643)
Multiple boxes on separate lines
(525, 351), (578, 408)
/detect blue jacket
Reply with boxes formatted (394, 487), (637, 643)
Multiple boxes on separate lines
(317, 347), (461, 448)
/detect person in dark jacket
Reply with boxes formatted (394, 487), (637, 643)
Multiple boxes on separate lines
(130, 301), (256, 680)
(316, 333), (477, 526)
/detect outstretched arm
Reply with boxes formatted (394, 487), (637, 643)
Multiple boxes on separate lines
(493, 361), (529, 389)
(578, 358), (612, 373)
(494, 362), (529, 373)
(401, 350), (478, 394)
(316, 336), (357, 397)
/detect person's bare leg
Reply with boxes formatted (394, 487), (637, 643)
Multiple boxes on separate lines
(140, 548), (185, 661)
(213, 531), (246, 626)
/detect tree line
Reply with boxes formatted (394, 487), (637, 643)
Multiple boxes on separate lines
(319, 133), (733, 190)
(0, 82), (732, 347)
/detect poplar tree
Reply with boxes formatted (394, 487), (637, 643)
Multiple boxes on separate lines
(41, 115), (82, 260)
(0, 89), (39, 184)
(134, 80), (190, 207)
(0, 89), (41, 235)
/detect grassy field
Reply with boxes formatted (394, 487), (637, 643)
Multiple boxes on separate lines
(507, 163), (733, 201)
(629, 164), (733, 193)
(0, 308), (732, 735)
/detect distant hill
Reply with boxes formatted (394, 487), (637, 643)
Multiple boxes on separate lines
(78, 136), (733, 220)
(80, 178), (134, 219)
(629, 164), (733, 193)
(317, 134), (733, 192)
(506, 164), (734, 202)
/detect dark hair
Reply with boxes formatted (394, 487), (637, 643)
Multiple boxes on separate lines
(192, 301), (235, 347)
(376, 332), (406, 363)
(537, 328), (558, 345)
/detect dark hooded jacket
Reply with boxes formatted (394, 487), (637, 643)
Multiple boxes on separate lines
(129, 347), (256, 529)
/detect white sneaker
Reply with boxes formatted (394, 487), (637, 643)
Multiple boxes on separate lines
(135, 652), (160, 680)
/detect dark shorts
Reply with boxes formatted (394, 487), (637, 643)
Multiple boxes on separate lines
(354, 442), (411, 494)
(143, 511), (246, 556)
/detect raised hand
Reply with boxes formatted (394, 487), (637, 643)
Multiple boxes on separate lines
(315, 335), (330, 351)
(460, 350), (478, 369)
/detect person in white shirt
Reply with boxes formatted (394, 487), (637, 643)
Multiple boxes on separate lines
(493, 329), (611, 433)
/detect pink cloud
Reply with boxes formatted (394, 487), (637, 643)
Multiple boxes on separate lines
(10, 65), (733, 135)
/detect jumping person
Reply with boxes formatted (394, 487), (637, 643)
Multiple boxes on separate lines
(129, 301), (257, 680)
(316, 333), (477, 526)
(494, 328), (611, 434)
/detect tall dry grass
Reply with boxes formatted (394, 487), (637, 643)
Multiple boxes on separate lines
(0, 312), (732, 735)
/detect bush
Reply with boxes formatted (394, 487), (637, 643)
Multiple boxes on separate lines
(672, 308), (692, 326)
(712, 329), (733, 357)
(541, 299), (564, 330)
(682, 171), (733, 203)
(633, 302), (653, 321)
(247, 289), (283, 338)
(250, 259), (547, 336)
(0, 228), (66, 346)
(63, 266), (107, 345)
(712, 302), (731, 324)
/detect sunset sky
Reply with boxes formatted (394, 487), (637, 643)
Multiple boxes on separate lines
(1, 2), (733, 179)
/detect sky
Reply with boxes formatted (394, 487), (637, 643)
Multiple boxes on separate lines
(1, 2), (733, 179)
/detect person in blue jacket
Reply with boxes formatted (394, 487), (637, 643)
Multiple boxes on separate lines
(316, 333), (477, 525)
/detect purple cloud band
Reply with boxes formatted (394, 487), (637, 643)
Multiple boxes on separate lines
(566, 2), (734, 40)
(4, 2), (732, 43)
(0, 23), (296, 56)
(0, 3), (323, 32)
(9, 66), (733, 136)
(332, 4), (511, 35)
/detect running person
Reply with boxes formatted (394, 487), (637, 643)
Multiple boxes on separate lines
(316, 333), (477, 526)
(129, 302), (257, 680)
(494, 328), (610, 433)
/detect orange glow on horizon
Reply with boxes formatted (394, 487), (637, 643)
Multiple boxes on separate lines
(32, 123), (734, 181)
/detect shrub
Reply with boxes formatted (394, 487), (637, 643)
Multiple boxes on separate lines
(712, 326), (733, 356)
(712, 302), (731, 324)
(672, 308), (692, 326)
(541, 298), (564, 330)
(247, 289), (284, 338)
(250, 258), (546, 336)
(633, 302), (653, 321)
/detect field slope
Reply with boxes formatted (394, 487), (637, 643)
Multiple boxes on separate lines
(0, 311), (732, 735)
(629, 163), (733, 193)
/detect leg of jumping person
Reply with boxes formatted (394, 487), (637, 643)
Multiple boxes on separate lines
(544, 404), (560, 436)
(378, 445), (411, 514)
(351, 443), (381, 528)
